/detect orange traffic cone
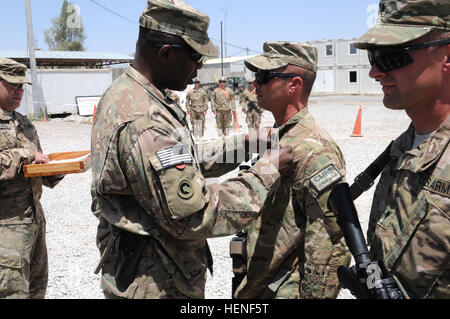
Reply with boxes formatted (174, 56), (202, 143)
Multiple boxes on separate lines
(232, 111), (240, 131)
(351, 106), (363, 137)
(92, 104), (97, 122)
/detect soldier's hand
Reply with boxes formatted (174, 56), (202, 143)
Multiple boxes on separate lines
(34, 152), (49, 164)
(261, 146), (293, 177)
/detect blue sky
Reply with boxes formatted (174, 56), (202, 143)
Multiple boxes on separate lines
(1, 0), (379, 56)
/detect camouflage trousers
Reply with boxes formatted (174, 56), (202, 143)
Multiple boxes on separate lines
(97, 218), (198, 299)
(0, 214), (48, 299)
(246, 110), (262, 131)
(190, 111), (206, 137)
(215, 110), (231, 136)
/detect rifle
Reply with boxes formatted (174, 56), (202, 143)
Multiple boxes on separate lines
(330, 183), (403, 299)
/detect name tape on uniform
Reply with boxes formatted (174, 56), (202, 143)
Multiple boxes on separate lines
(309, 164), (343, 193)
(156, 145), (193, 169)
(0, 123), (10, 130)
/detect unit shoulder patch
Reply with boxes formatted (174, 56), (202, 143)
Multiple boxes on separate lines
(309, 164), (343, 193)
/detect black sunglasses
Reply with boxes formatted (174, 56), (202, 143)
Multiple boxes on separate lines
(0, 80), (23, 90)
(148, 43), (204, 64)
(255, 71), (305, 86)
(368, 38), (450, 73)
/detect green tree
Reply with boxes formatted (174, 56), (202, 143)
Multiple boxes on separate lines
(44, 0), (87, 51)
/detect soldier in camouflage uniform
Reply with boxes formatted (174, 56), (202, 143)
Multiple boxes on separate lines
(353, 0), (449, 299)
(0, 58), (64, 298)
(91, 0), (293, 299)
(234, 42), (351, 299)
(211, 77), (235, 137)
(185, 79), (208, 139)
(242, 82), (263, 131)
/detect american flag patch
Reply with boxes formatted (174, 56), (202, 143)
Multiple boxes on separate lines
(156, 145), (193, 169)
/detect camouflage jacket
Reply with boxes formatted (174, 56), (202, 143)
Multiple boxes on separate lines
(185, 88), (208, 113)
(235, 107), (351, 299)
(0, 108), (62, 225)
(242, 89), (263, 114)
(211, 87), (235, 112)
(368, 116), (450, 299)
(91, 66), (281, 298)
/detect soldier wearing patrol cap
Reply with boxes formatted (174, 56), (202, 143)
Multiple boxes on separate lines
(353, 0), (449, 299)
(241, 81), (264, 131)
(211, 76), (235, 137)
(91, 0), (293, 299)
(233, 42), (351, 299)
(0, 58), (64, 298)
(185, 79), (209, 139)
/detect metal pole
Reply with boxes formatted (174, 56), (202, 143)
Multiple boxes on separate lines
(24, 0), (41, 117)
(221, 22), (224, 77)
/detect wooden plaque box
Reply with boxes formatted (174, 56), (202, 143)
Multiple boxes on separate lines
(23, 150), (91, 178)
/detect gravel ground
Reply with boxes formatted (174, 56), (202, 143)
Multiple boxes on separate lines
(33, 94), (411, 299)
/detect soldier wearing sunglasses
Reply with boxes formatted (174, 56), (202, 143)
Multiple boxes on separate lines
(0, 58), (64, 298)
(233, 42), (351, 299)
(91, 0), (293, 299)
(353, 0), (449, 299)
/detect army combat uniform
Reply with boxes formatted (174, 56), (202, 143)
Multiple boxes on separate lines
(185, 86), (209, 138)
(366, 118), (449, 299)
(242, 88), (263, 131)
(235, 43), (351, 299)
(0, 61), (63, 298)
(211, 85), (235, 136)
(353, 0), (450, 299)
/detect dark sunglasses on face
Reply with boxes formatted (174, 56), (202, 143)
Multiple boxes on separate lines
(254, 71), (305, 86)
(0, 80), (23, 90)
(148, 43), (205, 64)
(367, 38), (450, 73)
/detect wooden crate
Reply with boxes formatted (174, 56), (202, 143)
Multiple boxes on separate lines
(23, 150), (91, 178)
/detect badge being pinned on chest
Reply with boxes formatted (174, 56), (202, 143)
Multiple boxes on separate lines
(309, 164), (343, 194)
(156, 145), (193, 170)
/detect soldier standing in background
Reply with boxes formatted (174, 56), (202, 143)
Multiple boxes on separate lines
(353, 0), (449, 298)
(0, 58), (64, 298)
(91, 0), (293, 299)
(242, 82), (263, 131)
(211, 77), (235, 137)
(233, 42), (351, 299)
(185, 79), (208, 139)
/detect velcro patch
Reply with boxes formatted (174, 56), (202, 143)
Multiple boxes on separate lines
(309, 164), (343, 193)
(0, 123), (10, 130)
(424, 177), (449, 198)
(156, 145), (193, 169)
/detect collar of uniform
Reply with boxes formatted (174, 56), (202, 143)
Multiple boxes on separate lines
(0, 107), (15, 121)
(277, 107), (311, 139)
(126, 66), (186, 122)
(393, 116), (450, 173)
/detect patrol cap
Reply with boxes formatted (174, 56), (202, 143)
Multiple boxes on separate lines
(140, 0), (218, 57)
(219, 76), (227, 82)
(244, 42), (318, 73)
(354, 0), (450, 49)
(193, 79), (200, 83)
(0, 58), (32, 85)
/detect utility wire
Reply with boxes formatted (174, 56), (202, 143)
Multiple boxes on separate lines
(89, 0), (137, 25)
(89, 0), (262, 55)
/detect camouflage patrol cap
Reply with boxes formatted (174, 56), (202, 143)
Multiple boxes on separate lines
(244, 42), (318, 73)
(219, 76), (227, 82)
(354, 0), (450, 49)
(0, 58), (31, 85)
(140, 0), (218, 57)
